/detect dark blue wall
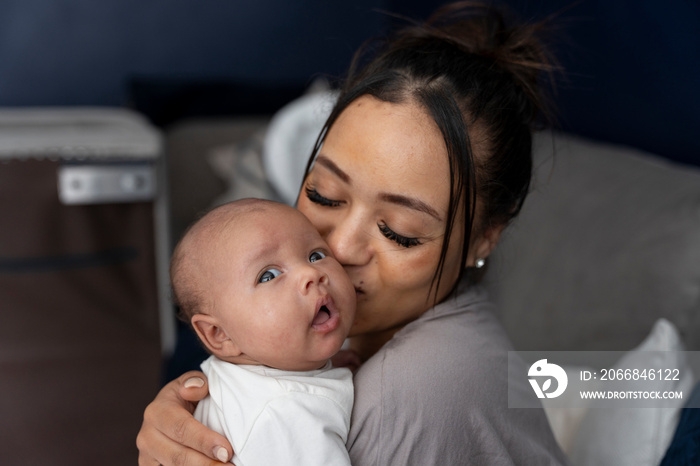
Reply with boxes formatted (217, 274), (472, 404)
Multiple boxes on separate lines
(0, 0), (385, 105)
(1, 0), (698, 166)
(387, 0), (700, 167)
(512, 0), (700, 168)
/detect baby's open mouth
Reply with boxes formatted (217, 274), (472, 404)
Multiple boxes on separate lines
(312, 305), (331, 326)
(312, 297), (340, 333)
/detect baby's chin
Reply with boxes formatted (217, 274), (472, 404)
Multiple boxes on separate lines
(270, 347), (346, 372)
(275, 358), (333, 372)
(307, 339), (349, 370)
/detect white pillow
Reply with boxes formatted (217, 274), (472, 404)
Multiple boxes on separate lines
(564, 319), (694, 466)
(262, 89), (337, 205)
(542, 364), (593, 455)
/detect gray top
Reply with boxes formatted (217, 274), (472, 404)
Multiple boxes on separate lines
(347, 283), (568, 465)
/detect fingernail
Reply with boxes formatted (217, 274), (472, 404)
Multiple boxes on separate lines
(184, 377), (204, 388)
(215, 446), (229, 462)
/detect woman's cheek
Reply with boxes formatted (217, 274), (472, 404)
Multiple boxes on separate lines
(297, 201), (328, 237)
(374, 246), (441, 318)
(296, 197), (314, 224)
(386, 242), (440, 289)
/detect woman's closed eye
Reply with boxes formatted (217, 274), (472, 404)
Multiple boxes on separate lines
(258, 268), (282, 283)
(305, 186), (343, 207)
(378, 222), (421, 248)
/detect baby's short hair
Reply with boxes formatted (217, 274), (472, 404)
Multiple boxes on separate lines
(170, 199), (281, 324)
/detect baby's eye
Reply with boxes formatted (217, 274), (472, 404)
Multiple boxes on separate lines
(258, 268), (282, 283)
(309, 251), (326, 263)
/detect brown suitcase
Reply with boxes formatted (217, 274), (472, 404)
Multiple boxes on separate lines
(0, 109), (173, 464)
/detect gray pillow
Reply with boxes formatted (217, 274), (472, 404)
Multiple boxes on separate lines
(486, 132), (700, 351)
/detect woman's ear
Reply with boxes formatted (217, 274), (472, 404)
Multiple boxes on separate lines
(191, 314), (242, 358)
(466, 224), (505, 268)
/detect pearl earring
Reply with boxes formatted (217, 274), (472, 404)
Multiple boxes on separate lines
(475, 258), (485, 269)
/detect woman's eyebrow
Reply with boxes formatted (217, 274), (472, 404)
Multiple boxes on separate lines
(379, 193), (442, 221)
(316, 154), (440, 220)
(316, 155), (351, 184)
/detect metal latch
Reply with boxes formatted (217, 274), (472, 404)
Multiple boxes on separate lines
(57, 163), (156, 205)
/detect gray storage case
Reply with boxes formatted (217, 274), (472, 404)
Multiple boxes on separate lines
(0, 108), (173, 464)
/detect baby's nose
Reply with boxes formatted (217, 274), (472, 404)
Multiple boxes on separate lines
(300, 265), (328, 294)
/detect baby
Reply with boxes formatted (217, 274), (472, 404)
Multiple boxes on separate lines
(170, 199), (356, 466)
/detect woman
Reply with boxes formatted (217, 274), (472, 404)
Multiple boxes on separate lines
(138, 3), (568, 464)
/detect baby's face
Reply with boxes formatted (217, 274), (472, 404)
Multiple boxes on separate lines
(208, 204), (356, 371)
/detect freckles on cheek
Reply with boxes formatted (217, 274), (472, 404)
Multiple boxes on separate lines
(380, 248), (439, 291)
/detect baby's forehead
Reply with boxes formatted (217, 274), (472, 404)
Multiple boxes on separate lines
(215, 203), (316, 247)
(236, 203), (311, 229)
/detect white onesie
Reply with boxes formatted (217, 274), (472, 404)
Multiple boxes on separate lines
(195, 356), (353, 466)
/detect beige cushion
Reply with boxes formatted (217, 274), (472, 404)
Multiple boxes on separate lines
(487, 132), (700, 350)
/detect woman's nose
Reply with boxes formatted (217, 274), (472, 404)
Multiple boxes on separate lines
(325, 214), (372, 267)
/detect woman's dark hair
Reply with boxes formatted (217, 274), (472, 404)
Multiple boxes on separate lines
(302, 1), (558, 300)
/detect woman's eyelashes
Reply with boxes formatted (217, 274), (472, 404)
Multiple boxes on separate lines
(378, 222), (421, 248)
(305, 184), (421, 248)
(305, 186), (342, 207)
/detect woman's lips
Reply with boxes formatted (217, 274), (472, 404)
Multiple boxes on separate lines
(354, 286), (366, 301)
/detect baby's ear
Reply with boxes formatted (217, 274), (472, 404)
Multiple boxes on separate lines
(191, 314), (242, 358)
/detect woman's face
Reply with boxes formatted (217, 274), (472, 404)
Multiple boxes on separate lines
(297, 95), (466, 337)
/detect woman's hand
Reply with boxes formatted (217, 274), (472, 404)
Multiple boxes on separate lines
(136, 371), (233, 466)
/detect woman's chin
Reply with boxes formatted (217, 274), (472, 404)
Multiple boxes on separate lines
(346, 321), (385, 338)
(346, 318), (371, 337)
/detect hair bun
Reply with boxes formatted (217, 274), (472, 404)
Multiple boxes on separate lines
(395, 1), (560, 125)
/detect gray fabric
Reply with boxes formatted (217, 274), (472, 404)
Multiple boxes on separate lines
(487, 132), (700, 351)
(164, 117), (270, 242)
(207, 129), (283, 207)
(347, 284), (567, 465)
(0, 108), (161, 161)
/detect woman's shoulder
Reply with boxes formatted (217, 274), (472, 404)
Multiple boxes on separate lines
(358, 285), (514, 405)
(348, 286), (567, 465)
(390, 284), (515, 375)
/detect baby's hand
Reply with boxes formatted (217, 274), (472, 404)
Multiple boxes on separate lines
(331, 350), (363, 374)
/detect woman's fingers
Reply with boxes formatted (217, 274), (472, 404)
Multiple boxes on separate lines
(136, 371), (232, 465)
(137, 427), (227, 466)
(178, 371), (210, 402)
(172, 372), (233, 460)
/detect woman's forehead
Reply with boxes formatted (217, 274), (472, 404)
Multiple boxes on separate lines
(334, 95), (438, 146)
(320, 95), (451, 204)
